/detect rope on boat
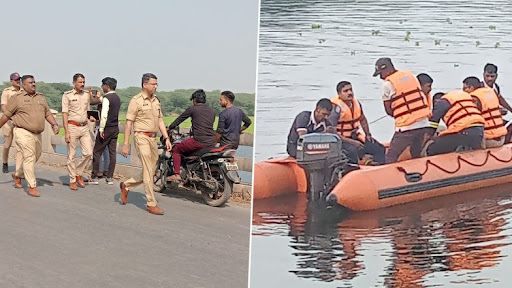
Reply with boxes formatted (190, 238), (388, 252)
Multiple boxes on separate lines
(396, 148), (512, 177)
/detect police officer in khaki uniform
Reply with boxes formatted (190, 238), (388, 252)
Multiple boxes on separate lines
(1, 72), (22, 173)
(120, 73), (171, 215)
(0, 75), (60, 197)
(62, 73), (101, 190)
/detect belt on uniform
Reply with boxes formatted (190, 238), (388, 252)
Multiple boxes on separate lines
(135, 131), (157, 138)
(68, 120), (88, 127)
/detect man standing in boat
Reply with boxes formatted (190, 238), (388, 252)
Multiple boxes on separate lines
(462, 76), (507, 148)
(286, 98), (359, 163)
(373, 57), (432, 163)
(424, 90), (485, 156)
(329, 81), (385, 164)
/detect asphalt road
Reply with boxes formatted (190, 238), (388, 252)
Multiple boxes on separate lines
(0, 164), (251, 288)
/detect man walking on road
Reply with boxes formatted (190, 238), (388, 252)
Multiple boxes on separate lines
(0, 75), (60, 197)
(62, 73), (101, 191)
(90, 77), (120, 185)
(119, 73), (172, 215)
(1, 72), (22, 173)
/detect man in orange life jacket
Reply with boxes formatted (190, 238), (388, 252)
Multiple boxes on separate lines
(425, 90), (485, 156)
(483, 63), (512, 112)
(373, 58), (432, 163)
(328, 81), (385, 164)
(286, 98), (359, 164)
(484, 63), (512, 143)
(462, 76), (507, 148)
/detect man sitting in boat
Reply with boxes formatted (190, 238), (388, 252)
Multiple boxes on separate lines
(373, 57), (432, 163)
(424, 90), (485, 156)
(462, 76), (507, 148)
(329, 81), (385, 164)
(417, 73), (433, 111)
(483, 63), (512, 113)
(286, 98), (359, 163)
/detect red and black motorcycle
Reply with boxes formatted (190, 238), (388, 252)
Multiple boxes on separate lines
(153, 127), (241, 207)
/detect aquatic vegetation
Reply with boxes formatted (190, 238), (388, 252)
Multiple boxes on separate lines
(318, 39), (326, 44)
(404, 31), (411, 41)
(454, 63), (459, 67)
(311, 23), (322, 29)
(446, 18), (452, 24)
(350, 50), (356, 56)
(415, 41), (420, 46)
(489, 25), (497, 30)
(475, 41), (481, 47)
(297, 32), (302, 36)
(495, 42), (500, 48)
(434, 39), (441, 45)
(371, 30), (380, 36)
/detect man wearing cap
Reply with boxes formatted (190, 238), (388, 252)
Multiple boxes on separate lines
(0, 75), (60, 197)
(62, 73), (102, 191)
(373, 58), (433, 163)
(119, 73), (172, 215)
(1, 72), (22, 173)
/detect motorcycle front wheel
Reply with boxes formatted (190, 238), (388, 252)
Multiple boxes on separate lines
(201, 165), (232, 207)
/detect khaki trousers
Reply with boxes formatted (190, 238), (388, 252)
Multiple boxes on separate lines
(2, 121), (14, 163)
(124, 134), (158, 207)
(484, 136), (505, 149)
(13, 127), (42, 188)
(67, 125), (93, 183)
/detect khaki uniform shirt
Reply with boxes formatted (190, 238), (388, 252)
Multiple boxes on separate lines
(1, 86), (19, 107)
(126, 92), (162, 133)
(4, 91), (51, 134)
(62, 89), (100, 123)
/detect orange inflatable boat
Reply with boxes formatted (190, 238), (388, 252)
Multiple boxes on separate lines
(254, 143), (512, 211)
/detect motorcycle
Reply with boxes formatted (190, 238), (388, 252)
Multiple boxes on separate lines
(153, 127), (241, 207)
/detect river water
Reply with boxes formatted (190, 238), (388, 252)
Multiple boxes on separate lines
(252, 0), (512, 287)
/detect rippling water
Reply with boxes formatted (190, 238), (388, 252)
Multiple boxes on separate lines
(255, 0), (512, 161)
(252, 0), (512, 287)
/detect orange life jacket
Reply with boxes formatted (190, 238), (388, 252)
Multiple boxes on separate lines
(470, 87), (507, 139)
(330, 96), (366, 142)
(439, 90), (485, 136)
(386, 70), (431, 127)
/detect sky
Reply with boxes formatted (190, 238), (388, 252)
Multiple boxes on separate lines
(0, 0), (259, 92)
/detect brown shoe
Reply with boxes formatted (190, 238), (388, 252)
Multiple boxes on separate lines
(27, 187), (41, 197)
(120, 182), (128, 205)
(76, 176), (86, 188)
(12, 173), (22, 189)
(147, 205), (164, 215)
(69, 181), (78, 191)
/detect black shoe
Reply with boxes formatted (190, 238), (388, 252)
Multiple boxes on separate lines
(2, 163), (7, 173)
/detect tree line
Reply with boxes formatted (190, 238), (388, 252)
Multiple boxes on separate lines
(1, 82), (255, 116)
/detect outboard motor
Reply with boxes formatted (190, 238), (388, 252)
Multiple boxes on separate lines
(296, 133), (349, 202)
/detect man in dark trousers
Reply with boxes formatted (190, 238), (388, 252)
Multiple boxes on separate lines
(167, 89), (216, 182)
(286, 98), (359, 164)
(90, 77), (120, 185)
(216, 90), (252, 149)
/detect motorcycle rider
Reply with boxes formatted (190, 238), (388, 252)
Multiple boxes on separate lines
(167, 89), (216, 182)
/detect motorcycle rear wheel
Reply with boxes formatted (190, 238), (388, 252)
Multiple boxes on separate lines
(201, 165), (232, 207)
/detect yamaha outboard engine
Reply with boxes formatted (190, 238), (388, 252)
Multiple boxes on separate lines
(296, 133), (349, 202)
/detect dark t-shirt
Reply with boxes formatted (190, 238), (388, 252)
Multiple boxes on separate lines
(216, 106), (252, 149)
(169, 103), (216, 147)
(286, 111), (332, 157)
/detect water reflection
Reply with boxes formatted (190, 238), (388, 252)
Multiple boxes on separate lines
(252, 185), (512, 287)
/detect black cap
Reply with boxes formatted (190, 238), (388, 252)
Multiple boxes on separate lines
(372, 57), (393, 77)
